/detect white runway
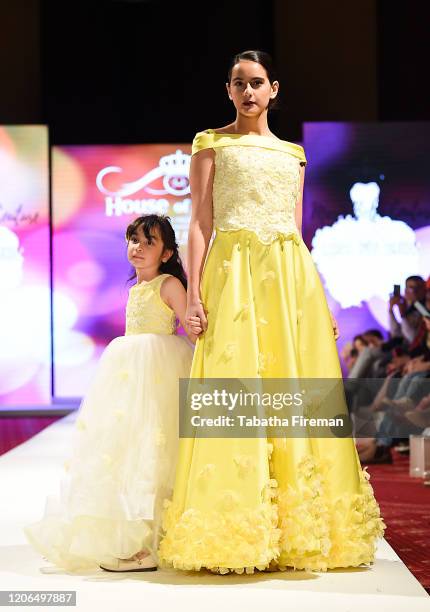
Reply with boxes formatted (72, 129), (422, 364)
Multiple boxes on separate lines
(0, 414), (429, 612)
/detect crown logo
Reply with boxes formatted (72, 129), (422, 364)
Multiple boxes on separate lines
(159, 149), (190, 177)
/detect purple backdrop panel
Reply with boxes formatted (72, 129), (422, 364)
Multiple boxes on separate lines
(303, 122), (430, 371)
(52, 143), (191, 399)
(0, 126), (50, 406)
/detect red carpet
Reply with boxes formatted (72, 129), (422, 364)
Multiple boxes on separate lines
(0, 417), (61, 455)
(366, 449), (430, 592)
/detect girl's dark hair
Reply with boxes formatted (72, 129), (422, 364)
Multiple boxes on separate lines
(125, 214), (187, 289)
(227, 49), (280, 112)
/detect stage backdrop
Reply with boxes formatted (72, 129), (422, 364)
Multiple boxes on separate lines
(303, 121), (430, 364)
(0, 126), (50, 407)
(52, 124), (430, 398)
(52, 143), (191, 399)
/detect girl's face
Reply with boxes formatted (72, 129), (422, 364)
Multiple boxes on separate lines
(226, 60), (279, 117)
(127, 224), (172, 273)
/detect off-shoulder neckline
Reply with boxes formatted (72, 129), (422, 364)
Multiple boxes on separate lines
(207, 128), (283, 142)
(202, 128), (305, 154)
(206, 128), (301, 146)
(192, 128), (306, 162)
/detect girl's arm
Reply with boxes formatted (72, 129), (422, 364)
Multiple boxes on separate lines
(294, 164), (305, 236)
(160, 276), (201, 344)
(186, 148), (215, 333)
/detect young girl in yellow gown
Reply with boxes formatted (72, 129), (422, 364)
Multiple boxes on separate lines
(25, 214), (198, 572)
(158, 50), (386, 574)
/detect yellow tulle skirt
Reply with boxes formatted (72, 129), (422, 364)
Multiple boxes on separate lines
(158, 228), (386, 574)
(25, 333), (194, 571)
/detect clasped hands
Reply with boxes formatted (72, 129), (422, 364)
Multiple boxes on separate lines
(185, 298), (207, 338)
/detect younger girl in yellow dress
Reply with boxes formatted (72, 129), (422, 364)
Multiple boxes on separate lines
(158, 50), (386, 574)
(25, 214), (198, 572)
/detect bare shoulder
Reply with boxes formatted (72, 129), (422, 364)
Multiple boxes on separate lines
(160, 275), (186, 304)
(211, 124), (236, 134)
(160, 275), (184, 292)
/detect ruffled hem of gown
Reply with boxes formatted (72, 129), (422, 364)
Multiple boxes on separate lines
(157, 453), (386, 574)
(24, 515), (154, 572)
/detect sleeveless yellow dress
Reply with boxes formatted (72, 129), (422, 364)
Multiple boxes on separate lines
(158, 130), (386, 574)
(25, 273), (194, 571)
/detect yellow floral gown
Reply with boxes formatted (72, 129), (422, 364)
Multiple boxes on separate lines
(25, 274), (194, 571)
(158, 129), (386, 574)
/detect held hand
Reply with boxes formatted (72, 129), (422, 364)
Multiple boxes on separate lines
(187, 317), (203, 337)
(186, 298), (208, 337)
(329, 310), (340, 341)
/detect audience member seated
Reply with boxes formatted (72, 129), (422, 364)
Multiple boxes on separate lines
(351, 276), (430, 464)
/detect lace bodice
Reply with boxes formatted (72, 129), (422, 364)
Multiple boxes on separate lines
(192, 129), (307, 244)
(125, 273), (177, 335)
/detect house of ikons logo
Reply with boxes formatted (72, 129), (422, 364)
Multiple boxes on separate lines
(96, 149), (191, 218)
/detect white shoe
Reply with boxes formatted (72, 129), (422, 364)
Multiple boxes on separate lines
(100, 555), (157, 572)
